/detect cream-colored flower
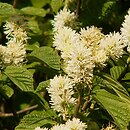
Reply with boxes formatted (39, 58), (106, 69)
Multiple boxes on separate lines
(93, 49), (108, 67)
(127, 45), (130, 53)
(51, 124), (67, 130)
(4, 21), (28, 44)
(79, 26), (107, 67)
(0, 19), (28, 67)
(47, 75), (75, 117)
(101, 123), (116, 130)
(99, 32), (124, 59)
(53, 27), (80, 60)
(80, 26), (104, 50)
(121, 9), (130, 45)
(65, 118), (87, 130)
(65, 42), (94, 87)
(0, 45), (6, 56)
(0, 45), (6, 67)
(51, 118), (87, 130)
(3, 41), (26, 65)
(121, 9), (130, 53)
(52, 8), (77, 32)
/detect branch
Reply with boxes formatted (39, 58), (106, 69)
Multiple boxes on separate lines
(0, 105), (38, 117)
(13, 0), (17, 8)
(75, 0), (81, 16)
(73, 96), (81, 117)
(82, 96), (90, 111)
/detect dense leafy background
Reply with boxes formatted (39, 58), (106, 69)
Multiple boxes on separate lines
(0, 0), (130, 130)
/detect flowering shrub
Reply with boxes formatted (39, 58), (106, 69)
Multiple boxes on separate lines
(0, 0), (130, 130)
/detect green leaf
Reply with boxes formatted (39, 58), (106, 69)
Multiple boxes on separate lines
(4, 66), (34, 92)
(96, 73), (130, 107)
(21, 7), (46, 17)
(0, 84), (14, 98)
(31, 0), (50, 8)
(36, 80), (50, 92)
(100, 1), (116, 19)
(94, 89), (130, 130)
(0, 3), (15, 22)
(87, 121), (100, 130)
(93, 75), (104, 86)
(123, 73), (130, 81)
(26, 42), (40, 51)
(100, 73), (129, 97)
(15, 109), (57, 130)
(110, 66), (125, 80)
(51, 0), (64, 13)
(24, 62), (41, 69)
(29, 92), (49, 109)
(30, 46), (61, 70)
(28, 20), (42, 35)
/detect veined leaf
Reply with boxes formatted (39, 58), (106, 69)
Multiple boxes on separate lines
(93, 75), (104, 86)
(100, 1), (116, 18)
(96, 72), (130, 106)
(99, 73), (129, 97)
(15, 109), (57, 130)
(36, 80), (50, 92)
(94, 89), (130, 130)
(51, 0), (64, 13)
(21, 7), (46, 17)
(4, 66), (34, 92)
(26, 42), (40, 51)
(30, 46), (61, 70)
(0, 3), (15, 22)
(0, 84), (14, 98)
(0, 73), (13, 98)
(110, 66), (125, 80)
(28, 20), (42, 35)
(122, 72), (130, 81)
(31, 0), (50, 8)
(29, 92), (49, 109)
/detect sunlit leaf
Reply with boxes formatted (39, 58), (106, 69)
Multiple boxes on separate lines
(30, 46), (61, 70)
(98, 73), (129, 97)
(94, 89), (130, 130)
(36, 80), (50, 92)
(31, 0), (50, 8)
(28, 20), (42, 35)
(0, 84), (14, 98)
(15, 109), (57, 130)
(0, 3), (15, 22)
(4, 66), (34, 92)
(110, 66), (125, 80)
(123, 73), (130, 81)
(26, 42), (40, 51)
(51, 0), (64, 13)
(21, 7), (46, 17)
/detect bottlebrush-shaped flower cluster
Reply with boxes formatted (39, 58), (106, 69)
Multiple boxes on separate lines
(44, 7), (130, 130)
(35, 118), (87, 130)
(0, 16), (28, 68)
